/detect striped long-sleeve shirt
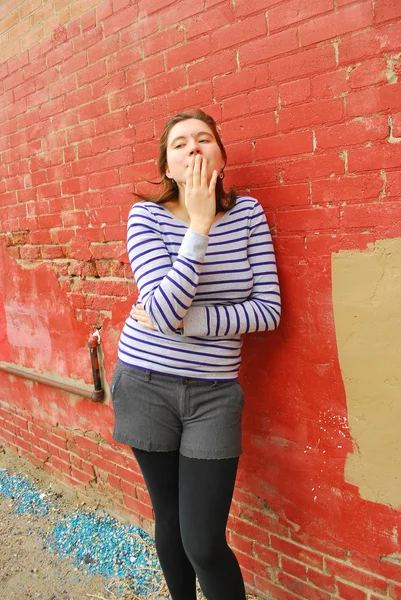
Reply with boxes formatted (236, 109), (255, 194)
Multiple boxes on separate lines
(118, 196), (281, 380)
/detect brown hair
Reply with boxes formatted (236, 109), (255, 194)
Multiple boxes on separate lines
(135, 109), (237, 213)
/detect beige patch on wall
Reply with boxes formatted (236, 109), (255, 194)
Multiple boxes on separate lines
(332, 238), (401, 509)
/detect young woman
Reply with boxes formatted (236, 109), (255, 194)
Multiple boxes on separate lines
(111, 109), (281, 600)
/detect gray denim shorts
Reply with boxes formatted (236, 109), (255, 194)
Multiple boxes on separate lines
(110, 360), (244, 459)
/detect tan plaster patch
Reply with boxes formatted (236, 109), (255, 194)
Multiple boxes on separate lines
(332, 238), (401, 509)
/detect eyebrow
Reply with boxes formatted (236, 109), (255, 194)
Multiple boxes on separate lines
(170, 131), (214, 146)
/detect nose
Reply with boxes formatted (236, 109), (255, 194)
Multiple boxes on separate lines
(188, 139), (201, 156)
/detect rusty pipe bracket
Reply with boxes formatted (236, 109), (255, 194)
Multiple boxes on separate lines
(88, 330), (104, 402)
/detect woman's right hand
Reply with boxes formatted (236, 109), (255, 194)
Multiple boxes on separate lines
(185, 154), (218, 236)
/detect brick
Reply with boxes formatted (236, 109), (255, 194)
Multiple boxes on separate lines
(127, 55), (165, 85)
(95, 111), (128, 135)
(187, 51), (236, 85)
(60, 51), (88, 77)
(77, 61), (107, 86)
(253, 542), (279, 567)
(336, 580), (367, 600)
(88, 170), (120, 189)
(312, 174), (384, 204)
(185, 4), (235, 40)
(78, 98), (109, 122)
(374, 0), (401, 23)
(109, 84), (145, 110)
(279, 79), (311, 106)
(387, 171), (401, 198)
(389, 582), (401, 600)
(271, 536), (325, 569)
(346, 83), (401, 119)
(281, 152), (345, 182)
(251, 184), (310, 208)
(279, 97), (343, 131)
(143, 27), (184, 57)
(347, 58), (387, 90)
(307, 568), (336, 592)
(278, 572), (331, 600)
(37, 182), (61, 199)
(282, 557), (308, 580)
(70, 466), (95, 485)
(270, 45), (336, 83)
(103, 4), (138, 36)
(120, 15), (158, 47)
(276, 207), (340, 233)
(326, 558), (388, 593)
(146, 69), (186, 98)
(253, 578), (297, 600)
(269, 0), (333, 31)
(338, 22), (401, 65)
(210, 13), (267, 52)
(107, 46), (142, 73)
(311, 70), (348, 99)
(51, 456), (70, 474)
(236, 549), (274, 580)
(222, 113), (276, 143)
(214, 64), (269, 100)
(229, 517), (270, 546)
(229, 531), (253, 555)
(166, 36), (211, 70)
(74, 434), (99, 453)
(254, 131), (313, 161)
(300, 2), (372, 47)
(123, 494), (154, 520)
(167, 82), (213, 114)
(239, 28), (298, 67)
(315, 116), (388, 149)
(160, 0), (205, 28)
(348, 144), (401, 172)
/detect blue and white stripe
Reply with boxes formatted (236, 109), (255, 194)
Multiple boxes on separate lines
(118, 196), (281, 379)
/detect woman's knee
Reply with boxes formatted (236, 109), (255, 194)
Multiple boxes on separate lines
(183, 536), (228, 572)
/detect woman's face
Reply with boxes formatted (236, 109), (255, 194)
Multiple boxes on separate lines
(165, 118), (225, 185)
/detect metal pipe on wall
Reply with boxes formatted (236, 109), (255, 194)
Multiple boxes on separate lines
(0, 331), (105, 402)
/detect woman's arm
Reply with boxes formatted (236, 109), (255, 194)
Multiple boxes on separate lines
(181, 203), (281, 337)
(127, 203), (208, 334)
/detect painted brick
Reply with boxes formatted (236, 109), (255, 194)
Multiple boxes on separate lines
(374, 0), (401, 23)
(280, 79), (311, 106)
(348, 144), (401, 172)
(167, 83), (213, 114)
(103, 4), (139, 36)
(307, 568), (336, 592)
(315, 116), (388, 150)
(254, 131), (313, 160)
(210, 13), (267, 53)
(269, 0), (333, 31)
(300, 2), (373, 47)
(251, 184), (310, 208)
(336, 580), (367, 600)
(188, 51), (236, 85)
(346, 83), (401, 119)
(281, 152), (345, 182)
(221, 114), (276, 143)
(279, 572), (331, 599)
(214, 65), (270, 100)
(311, 70), (348, 99)
(185, 4), (235, 40)
(277, 205), (341, 232)
(282, 557), (308, 580)
(239, 28), (298, 67)
(270, 536), (325, 569)
(312, 174), (384, 204)
(347, 58), (388, 90)
(143, 27), (184, 57)
(146, 69), (186, 98)
(278, 97), (344, 131)
(326, 558), (388, 593)
(270, 45), (336, 83)
(338, 21), (401, 65)
(166, 36), (211, 70)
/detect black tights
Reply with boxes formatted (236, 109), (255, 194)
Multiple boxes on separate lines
(132, 449), (246, 600)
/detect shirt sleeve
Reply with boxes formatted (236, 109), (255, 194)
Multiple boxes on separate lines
(127, 203), (209, 334)
(182, 202), (281, 337)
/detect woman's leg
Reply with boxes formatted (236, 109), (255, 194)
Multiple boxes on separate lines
(179, 455), (247, 600)
(132, 448), (197, 600)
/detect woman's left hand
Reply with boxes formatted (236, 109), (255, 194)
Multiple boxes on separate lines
(130, 304), (157, 330)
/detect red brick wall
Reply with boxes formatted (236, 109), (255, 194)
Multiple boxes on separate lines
(1, 1), (401, 598)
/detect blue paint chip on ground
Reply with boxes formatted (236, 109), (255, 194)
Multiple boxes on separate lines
(0, 468), (166, 598)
